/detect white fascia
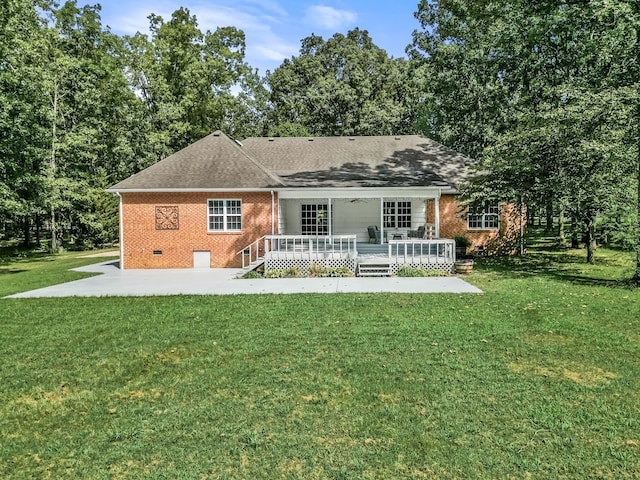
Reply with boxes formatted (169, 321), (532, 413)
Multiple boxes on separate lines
(106, 188), (282, 193)
(276, 187), (445, 200)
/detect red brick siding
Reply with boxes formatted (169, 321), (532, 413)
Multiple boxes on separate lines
(438, 194), (524, 254)
(121, 192), (277, 269)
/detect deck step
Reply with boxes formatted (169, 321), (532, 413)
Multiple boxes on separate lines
(241, 258), (265, 273)
(357, 262), (391, 277)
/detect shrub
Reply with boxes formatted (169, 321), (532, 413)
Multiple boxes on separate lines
(453, 235), (472, 248)
(264, 267), (301, 278)
(397, 266), (450, 277)
(323, 267), (355, 277)
(241, 271), (263, 279)
(307, 264), (354, 277)
(307, 263), (327, 277)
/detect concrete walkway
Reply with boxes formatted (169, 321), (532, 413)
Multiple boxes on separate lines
(6, 260), (483, 298)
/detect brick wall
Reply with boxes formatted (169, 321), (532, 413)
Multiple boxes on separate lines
(120, 192), (277, 269)
(438, 194), (524, 254)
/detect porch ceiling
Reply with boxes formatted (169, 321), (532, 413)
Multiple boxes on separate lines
(277, 187), (442, 199)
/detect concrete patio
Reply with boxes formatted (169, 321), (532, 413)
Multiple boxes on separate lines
(5, 260), (483, 298)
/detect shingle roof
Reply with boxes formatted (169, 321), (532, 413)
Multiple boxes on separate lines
(108, 131), (285, 190)
(241, 135), (474, 190)
(109, 132), (474, 192)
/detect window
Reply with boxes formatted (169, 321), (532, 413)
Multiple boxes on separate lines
(301, 204), (328, 235)
(208, 199), (242, 232)
(467, 202), (499, 230)
(384, 201), (411, 228)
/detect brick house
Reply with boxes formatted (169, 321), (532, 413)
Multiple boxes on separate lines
(108, 131), (521, 272)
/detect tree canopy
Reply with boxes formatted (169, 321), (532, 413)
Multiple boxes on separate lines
(2, 0), (639, 282)
(410, 0), (639, 268)
(267, 29), (419, 136)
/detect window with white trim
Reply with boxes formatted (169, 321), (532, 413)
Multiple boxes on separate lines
(467, 201), (499, 230)
(208, 199), (242, 232)
(384, 201), (411, 228)
(301, 204), (329, 235)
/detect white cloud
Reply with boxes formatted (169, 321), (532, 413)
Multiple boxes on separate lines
(100, 0), (300, 74)
(190, 4), (299, 71)
(304, 5), (357, 30)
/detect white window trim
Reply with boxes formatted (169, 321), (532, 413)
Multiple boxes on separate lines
(383, 200), (412, 229)
(467, 202), (500, 231)
(208, 199), (242, 232)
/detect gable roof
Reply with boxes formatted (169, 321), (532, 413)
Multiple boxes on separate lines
(108, 131), (285, 191)
(108, 132), (474, 192)
(241, 135), (474, 190)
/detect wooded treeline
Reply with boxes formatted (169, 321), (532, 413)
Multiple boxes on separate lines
(1, 0), (638, 279)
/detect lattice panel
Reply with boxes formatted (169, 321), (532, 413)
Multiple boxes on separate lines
(389, 262), (455, 275)
(264, 257), (453, 276)
(265, 258), (356, 274)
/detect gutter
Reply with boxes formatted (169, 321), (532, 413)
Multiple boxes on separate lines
(116, 192), (124, 270)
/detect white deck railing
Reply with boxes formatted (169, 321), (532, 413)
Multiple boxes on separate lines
(237, 236), (268, 268)
(388, 239), (456, 264)
(239, 235), (455, 268)
(265, 235), (358, 260)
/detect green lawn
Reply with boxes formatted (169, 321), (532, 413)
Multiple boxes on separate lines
(1, 240), (639, 479)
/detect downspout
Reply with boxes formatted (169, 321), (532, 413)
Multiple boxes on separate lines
(116, 192), (124, 270)
(435, 189), (441, 238)
(270, 191), (275, 235)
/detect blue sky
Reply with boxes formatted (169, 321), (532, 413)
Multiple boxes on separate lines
(98, 0), (421, 74)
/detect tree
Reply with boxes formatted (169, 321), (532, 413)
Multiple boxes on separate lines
(411, 0), (638, 266)
(42, 1), (151, 248)
(1, 1), (152, 249)
(268, 28), (418, 136)
(124, 8), (260, 158)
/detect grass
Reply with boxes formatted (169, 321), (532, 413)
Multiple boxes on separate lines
(0, 248), (119, 297)
(1, 235), (639, 478)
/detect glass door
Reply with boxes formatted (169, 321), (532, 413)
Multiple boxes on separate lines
(301, 204), (329, 235)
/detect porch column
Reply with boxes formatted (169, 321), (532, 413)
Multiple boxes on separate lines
(327, 198), (332, 236)
(435, 195), (440, 238)
(380, 197), (384, 244)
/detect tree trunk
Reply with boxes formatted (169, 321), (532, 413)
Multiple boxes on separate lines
(633, 19), (640, 282)
(22, 216), (30, 247)
(545, 198), (554, 232)
(571, 213), (580, 249)
(558, 203), (566, 246)
(635, 140), (640, 282)
(585, 212), (596, 264)
(35, 212), (41, 247)
(632, 7), (640, 285)
(50, 79), (58, 253)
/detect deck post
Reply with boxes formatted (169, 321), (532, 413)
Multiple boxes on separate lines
(380, 197), (384, 244)
(435, 193), (440, 238)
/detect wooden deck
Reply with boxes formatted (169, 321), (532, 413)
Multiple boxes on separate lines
(238, 236), (456, 275)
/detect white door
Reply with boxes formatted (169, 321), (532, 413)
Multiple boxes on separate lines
(193, 250), (211, 268)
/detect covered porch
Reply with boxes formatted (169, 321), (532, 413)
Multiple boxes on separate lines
(275, 188), (442, 244)
(239, 235), (456, 276)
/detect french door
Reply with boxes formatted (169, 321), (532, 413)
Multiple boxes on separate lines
(301, 204), (329, 235)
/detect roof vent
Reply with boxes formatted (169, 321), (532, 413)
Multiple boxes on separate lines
(268, 138), (275, 142)
(349, 137), (355, 141)
(308, 138), (314, 142)
(213, 132), (221, 136)
(234, 139), (243, 147)
(394, 136), (401, 140)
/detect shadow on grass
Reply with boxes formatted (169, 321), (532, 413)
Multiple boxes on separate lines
(0, 269), (28, 275)
(476, 250), (634, 289)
